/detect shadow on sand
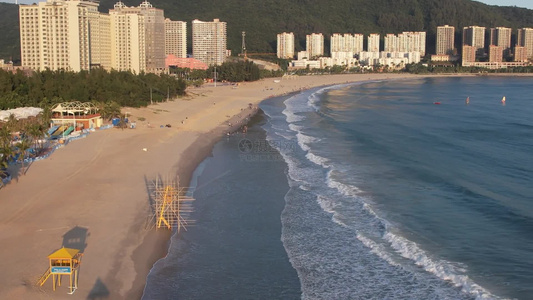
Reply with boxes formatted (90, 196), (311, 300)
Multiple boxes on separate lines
(62, 226), (89, 253)
(87, 277), (110, 300)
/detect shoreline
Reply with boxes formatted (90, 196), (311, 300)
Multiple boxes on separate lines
(0, 73), (529, 299)
(132, 107), (260, 299)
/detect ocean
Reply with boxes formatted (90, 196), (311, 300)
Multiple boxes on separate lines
(143, 76), (533, 300)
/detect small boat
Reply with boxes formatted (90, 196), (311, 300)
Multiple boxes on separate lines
(501, 96), (506, 103)
(466, 97), (470, 104)
(433, 101), (441, 105)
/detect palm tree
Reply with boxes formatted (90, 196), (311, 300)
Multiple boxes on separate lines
(16, 135), (32, 175)
(0, 125), (15, 181)
(5, 114), (18, 132)
(26, 122), (45, 155)
(39, 105), (52, 131)
(0, 161), (9, 189)
(116, 113), (128, 130)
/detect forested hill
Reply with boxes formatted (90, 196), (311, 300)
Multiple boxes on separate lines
(2, 0), (533, 62)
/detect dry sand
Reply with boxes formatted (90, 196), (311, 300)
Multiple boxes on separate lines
(0, 73), (438, 299)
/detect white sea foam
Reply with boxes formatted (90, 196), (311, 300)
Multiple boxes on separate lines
(316, 195), (337, 214)
(325, 170), (363, 196)
(305, 152), (330, 168)
(288, 123), (303, 132)
(383, 231), (502, 300)
(295, 132), (316, 152)
(356, 233), (403, 268)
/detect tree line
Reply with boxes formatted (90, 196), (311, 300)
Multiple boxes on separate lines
(170, 60), (285, 86)
(0, 68), (187, 110)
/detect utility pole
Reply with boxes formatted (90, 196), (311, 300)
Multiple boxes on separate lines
(150, 88), (153, 105)
(241, 31), (247, 61)
(214, 65), (217, 87)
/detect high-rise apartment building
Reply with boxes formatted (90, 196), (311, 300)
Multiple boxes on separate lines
(383, 32), (426, 56)
(517, 28), (533, 59)
(165, 18), (187, 58)
(436, 25), (455, 55)
(89, 13), (112, 69)
(384, 34), (399, 52)
(490, 27), (512, 57)
(19, 0), (102, 71)
(462, 45), (476, 65)
(463, 26), (486, 56)
(109, 2), (146, 73)
(306, 33), (324, 58)
(397, 32), (426, 56)
(277, 32), (295, 59)
(330, 33), (363, 54)
(109, 1), (166, 73)
(489, 45), (503, 62)
(514, 46), (528, 62)
(367, 34), (380, 52)
(192, 19), (227, 66)
(353, 34), (364, 53)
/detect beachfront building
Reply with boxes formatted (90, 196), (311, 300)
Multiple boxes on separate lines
(359, 51), (420, 68)
(384, 34), (399, 52)
(462, 45), (476, 64)
(165, 55), (208, 70)
(383, 32), (426, 56)
(165, 18), (187, 58)
(514, 46), (528, 62)
(109, 1), (166, 74)
(192, 19), (227, 66)
(517, 28), (533, 59)
(383, 32), (425, 59)
(367, 34), (380, 52)
(436, 25), (455, 55)
(330, 33), (364, 54)
(290, 58), (320, 70)
(306, 33), (324, 58)
(277, 32), (295, 59)
(490, 27), (512, 58)
(396, 32), (426, 56)
(50, 101), (103, 131)
(89, 13), (112, 70)
(463, 26), (486, 56)
(18, 0), (103, 71)
(489, 45), (503, 62)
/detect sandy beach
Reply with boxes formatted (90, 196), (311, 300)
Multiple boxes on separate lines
(0, 73), (450, 299)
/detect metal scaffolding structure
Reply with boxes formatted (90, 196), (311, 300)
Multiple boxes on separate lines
(151, 177), (194, 232)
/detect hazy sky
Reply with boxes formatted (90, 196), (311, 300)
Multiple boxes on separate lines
(4, 0), (533, 9)
(476, 0), (533, 9)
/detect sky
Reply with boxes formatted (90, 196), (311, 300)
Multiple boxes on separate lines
(476, 0), (533, 9)
(3, 0), (533, 9)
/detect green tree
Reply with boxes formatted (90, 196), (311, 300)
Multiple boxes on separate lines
(15, 135), (31, 175)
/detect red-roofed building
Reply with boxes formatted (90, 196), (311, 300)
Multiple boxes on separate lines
(165, 55), (208, 70)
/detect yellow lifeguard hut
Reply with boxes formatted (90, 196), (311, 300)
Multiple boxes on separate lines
(37, 247), (82, 294)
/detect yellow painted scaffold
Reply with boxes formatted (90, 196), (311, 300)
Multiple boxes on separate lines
(152, 177), (194, 232)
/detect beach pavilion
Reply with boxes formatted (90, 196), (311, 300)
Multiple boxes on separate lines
(51, 101), (103, 131)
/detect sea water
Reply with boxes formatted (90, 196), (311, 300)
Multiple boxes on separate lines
(143, 76), (533, 300)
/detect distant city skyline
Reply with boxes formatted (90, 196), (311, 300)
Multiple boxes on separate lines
(3, 0), (533, 9)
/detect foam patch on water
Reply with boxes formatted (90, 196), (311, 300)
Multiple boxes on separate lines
(305, 152), (330, 168)
(383, 231), (501, 300)
(295, 132), (317, 152)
